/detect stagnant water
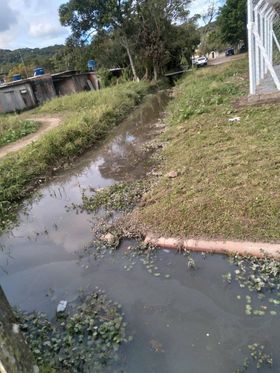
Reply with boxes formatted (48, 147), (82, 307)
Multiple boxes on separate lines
(0, 92), (279, 373)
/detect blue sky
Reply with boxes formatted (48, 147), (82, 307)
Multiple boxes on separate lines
(0, 0), (218, 50)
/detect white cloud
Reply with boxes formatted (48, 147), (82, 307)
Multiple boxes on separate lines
(29, 22), (65, 39)
(0, 2), (17, 32)
(0, 0), (69, 50)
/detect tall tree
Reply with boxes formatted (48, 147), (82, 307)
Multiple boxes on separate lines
(59, 0), (139, 80)
(217, 0), (247, 47)
(59, 0), (194, 80)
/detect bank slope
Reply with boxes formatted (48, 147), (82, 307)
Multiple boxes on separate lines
(0, 82), (150, 232)
(134, 58), (280, 242)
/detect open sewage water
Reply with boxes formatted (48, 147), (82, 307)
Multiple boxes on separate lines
(0, 92), (279, 373)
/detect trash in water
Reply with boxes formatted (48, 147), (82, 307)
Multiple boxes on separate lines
(57, 300), (67, 313)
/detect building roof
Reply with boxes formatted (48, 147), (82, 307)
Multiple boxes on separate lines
(0, 74), (53, 90)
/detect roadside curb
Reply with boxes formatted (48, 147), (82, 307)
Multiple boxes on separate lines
(144, 234), (280, 259)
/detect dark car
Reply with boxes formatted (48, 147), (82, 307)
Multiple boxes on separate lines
(239, 45), (246, 53)
(225, 48), (235, 56)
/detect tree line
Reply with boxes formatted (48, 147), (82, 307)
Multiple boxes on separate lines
(1, 0), (247, 83)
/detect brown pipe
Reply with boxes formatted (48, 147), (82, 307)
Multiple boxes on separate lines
(144, 234), (280, 259)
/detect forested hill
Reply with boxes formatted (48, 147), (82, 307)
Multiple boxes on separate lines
(0, 45), (65, 74)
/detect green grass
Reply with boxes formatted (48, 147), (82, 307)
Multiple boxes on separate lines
(134, 58), (280, 242)
(0, 115), (40, 147)
(0, 82), (150, 232)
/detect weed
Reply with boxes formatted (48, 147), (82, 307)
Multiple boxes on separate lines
(0, 82), (150, 233)
(0, 115), (40, 147)
(15, 290), (128, 372)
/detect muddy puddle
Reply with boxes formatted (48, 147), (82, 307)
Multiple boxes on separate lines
(0, 92), (279, 373)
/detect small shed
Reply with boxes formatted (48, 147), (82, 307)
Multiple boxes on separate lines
(52, 70), (98, 96)
(0, 79), (36, 113)
(29, 73), (56, 105)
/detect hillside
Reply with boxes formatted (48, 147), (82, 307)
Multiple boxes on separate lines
(0, 45), (65, 74)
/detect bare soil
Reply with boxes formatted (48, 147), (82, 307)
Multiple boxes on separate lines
(0, 116), (61, 159)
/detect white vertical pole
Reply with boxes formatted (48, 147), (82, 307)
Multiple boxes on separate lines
(255, 9), (260, 84)
(265, 9), (269, 74)
(270, 12), (276, 62)
(273, 30), (280, 53)
(260, 3), (270, 79)
(248, 0), (256, 94)
(260, 8), (264, 78)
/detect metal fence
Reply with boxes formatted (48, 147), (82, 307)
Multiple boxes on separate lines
(248, 0), (280, 94)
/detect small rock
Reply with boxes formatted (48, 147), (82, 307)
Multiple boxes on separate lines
(100, 233), (116, 245)
(57, 300), (67, 314)
(228, 117), (240, 123)
(166, 171), (178, 178)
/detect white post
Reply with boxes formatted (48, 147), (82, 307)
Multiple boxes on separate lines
(248, 0), (256, 94)
(260, 3), (270, 78)
(255, 8), (260, 84)
(273, 30), (280, 53)
(254, 28), (280, 90)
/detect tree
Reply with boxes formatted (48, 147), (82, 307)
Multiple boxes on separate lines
(59, 0), (195, 80)
(59, 0), (139, 80)
(217, 0), (247, 47)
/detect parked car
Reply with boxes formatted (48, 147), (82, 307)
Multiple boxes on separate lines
(225, 48), (235, 56)
(196, 56), (208, 67)
(239, 45), (246, 53)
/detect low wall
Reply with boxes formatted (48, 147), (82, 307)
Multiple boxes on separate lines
(0, 287), (38, 373)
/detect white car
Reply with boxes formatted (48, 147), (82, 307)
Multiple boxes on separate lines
(196, 56), (208, 67)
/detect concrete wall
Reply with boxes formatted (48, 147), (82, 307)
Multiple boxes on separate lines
(53, 77), (76, 96)
(0, 72), (100, 113)
(30, 74), (56, 105)
(0, 83), (36, 113)
(53, 73), (97, 96)
(0, 287), (38, 373)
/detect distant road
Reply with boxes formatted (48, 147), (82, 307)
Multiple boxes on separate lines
(208, 54), (247, 66)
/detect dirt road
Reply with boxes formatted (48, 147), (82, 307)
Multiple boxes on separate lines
(0, 116), (61, 159)
(208, 53), (246, 66)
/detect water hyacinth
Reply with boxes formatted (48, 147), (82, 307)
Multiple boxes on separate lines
(233, 343), (273, 372)
(15, 291), (128, 372)
(225, 254), (280, 317)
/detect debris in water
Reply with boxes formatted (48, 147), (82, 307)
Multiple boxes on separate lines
(57, 300), (67, 314)
(100, 232), (117, 246)
(150, 339), (164, 353)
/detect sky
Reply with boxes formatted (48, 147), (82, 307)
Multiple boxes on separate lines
(0, 0), (217, 51)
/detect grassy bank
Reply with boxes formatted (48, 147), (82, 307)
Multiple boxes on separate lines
(0, 82), (150, 232)
(0, 115), (40, 147)
(133, 58), (280, 242)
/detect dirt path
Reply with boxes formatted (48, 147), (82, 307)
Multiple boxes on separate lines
(0, 116), (62, 159)
(208, 54), (246, 66)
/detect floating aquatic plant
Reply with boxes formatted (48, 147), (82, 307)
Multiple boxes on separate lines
(15, 290), (129, 372)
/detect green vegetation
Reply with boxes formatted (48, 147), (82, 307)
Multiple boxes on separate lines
(0, 81), (150, 232)
(16, 291), (128, 372)
(234, 343), (273, 372)
(0, 45), (64, 78)
(217, 0), (247, 48)
(0, 116), (40, 147)
(74, 180), (149, 214)
(133, 57), (280, 242)
(224, 254), (279, 317)
(59, 0), (199, 80)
